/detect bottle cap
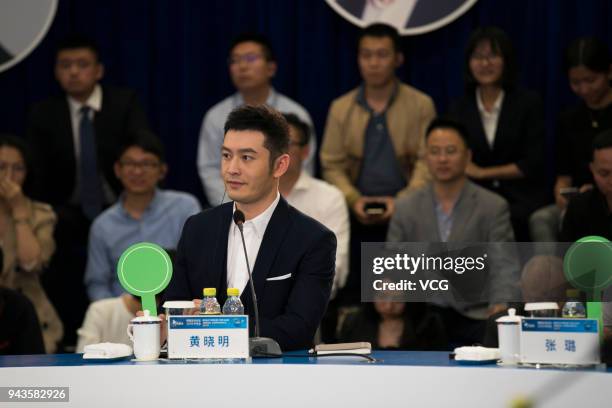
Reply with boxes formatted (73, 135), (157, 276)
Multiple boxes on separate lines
(203, 288), (216, 296)
(227, 288), (240, 297)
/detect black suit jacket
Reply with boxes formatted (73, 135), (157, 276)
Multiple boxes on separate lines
(449, 88), (547, 218)
(25, 85), (149, 205)
(165, 197), (336, 351)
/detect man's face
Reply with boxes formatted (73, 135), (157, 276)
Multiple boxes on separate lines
(285, 124), (309, 178)
(228, 41), (277, 93)
(426, 128), (471, 183)
(569, 65), (612, 108)
(114, 146), (166, 195)
(358, 36), (402, 88)
(55, 48), (103, 98)
(469, 40), (504, 87)
(222, 130), (288, 204)
(591, 147), (612, 198)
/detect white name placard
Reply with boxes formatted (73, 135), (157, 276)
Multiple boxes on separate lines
(167, 315), (249, 359)
(519, 318), (600, 365)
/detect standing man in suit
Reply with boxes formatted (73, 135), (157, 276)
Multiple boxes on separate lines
(387, 118), (516, 346)
(25, 35), (150, 348)
(166, 105), (336, 351)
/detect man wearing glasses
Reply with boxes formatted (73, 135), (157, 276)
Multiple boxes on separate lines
(197, 33), (316, 207)
(84, 131), (200, 301)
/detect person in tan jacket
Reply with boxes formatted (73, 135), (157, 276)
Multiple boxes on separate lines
(320, 23), (436, 227)
(0, 134), (62, 353)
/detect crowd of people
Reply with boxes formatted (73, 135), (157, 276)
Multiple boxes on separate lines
(1, 22), (611, 354)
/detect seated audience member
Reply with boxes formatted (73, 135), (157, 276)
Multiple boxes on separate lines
(530, 37), (612, 241)
(197, 33), (316, 206)
(279, 113), (349, 299)
(561, 130), (612, 242)
(76, 293), (157, 352)
(448, 26), (547, 241)
(84, 131), (200, 301)
(25, 34), (150, 346)
(320, 23), (435, 301)
(338, 300), (447, 351)
(0, 134), (62, 353)
(387, 118), (516, 346)
(0, 286), (45, 355)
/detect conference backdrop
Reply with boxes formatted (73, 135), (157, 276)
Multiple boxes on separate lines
(0, 0), (610, 206)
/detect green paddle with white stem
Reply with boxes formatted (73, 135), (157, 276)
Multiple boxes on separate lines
(563, 236), (612, 339)
(117, 242), (173, 316)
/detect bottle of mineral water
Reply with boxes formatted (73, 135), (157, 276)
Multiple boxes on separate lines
(222, 288), (244, 315)
(562, 289), (586, 318)
(200, 288), (221, 315)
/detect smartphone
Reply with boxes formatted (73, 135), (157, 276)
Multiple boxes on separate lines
(364, 202), (387, 215)
(560, 187), (579, 200)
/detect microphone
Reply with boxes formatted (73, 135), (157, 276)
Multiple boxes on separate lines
(233, 209), (281, 357)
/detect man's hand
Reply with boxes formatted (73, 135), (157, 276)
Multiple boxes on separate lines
(487, 303), (508, 318)
(352, 196), (395, 225)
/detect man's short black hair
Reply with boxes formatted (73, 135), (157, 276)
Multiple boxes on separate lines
(224, 105), (289, 166)
(55, 34), (100, 62)
(229, 33), (276, 62)
(117, 129), (166, 163)
(282, 113), (310, 146)
(358, 23), (402, 53)
(425, 117), (470, 147)
(592, 129), (612, 158)
(464, 26), (517, 92)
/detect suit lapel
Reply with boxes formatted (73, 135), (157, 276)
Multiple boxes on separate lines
(447, 182), (476, 242)
(492, 91), (513, 152)
(241, 198), (291, 312)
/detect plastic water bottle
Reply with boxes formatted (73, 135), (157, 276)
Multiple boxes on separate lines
(222, 288), (244, 315)
(562, 289), (586, 318)
(200, 288), (221, 315)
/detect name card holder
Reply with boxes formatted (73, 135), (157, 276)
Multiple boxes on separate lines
(519, 318), (600, 365)
(167, 315), (249, 359)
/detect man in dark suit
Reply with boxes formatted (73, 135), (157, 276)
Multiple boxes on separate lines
(25, 35), (149, 348)
(165, 105), (336, 351)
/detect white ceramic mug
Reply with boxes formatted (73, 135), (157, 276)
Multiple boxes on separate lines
(127, 310), (161, 360)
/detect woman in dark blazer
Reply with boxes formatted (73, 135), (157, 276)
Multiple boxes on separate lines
(449, 27), (547, 241)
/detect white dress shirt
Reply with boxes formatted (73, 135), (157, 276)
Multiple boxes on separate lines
(476, 88), (504, 148)
(286, 172), (349, 298)
(226, 193), (280, 295)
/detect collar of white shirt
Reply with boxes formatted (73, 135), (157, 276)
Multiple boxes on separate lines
(67, 84), (103, 116)
(290, 171), (313, 194)
(231, 191), (281, 240)
(476, 88), (504, 116)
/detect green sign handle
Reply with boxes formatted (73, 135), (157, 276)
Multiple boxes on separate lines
(141, 294), (158, 317)
(587, 290), (603, 343)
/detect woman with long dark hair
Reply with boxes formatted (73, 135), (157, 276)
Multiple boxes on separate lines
(0, 134), (62, 352)
(449, 26), (547, 241)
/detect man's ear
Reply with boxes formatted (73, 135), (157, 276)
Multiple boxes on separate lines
(266, 61), (277, 79)
(159, 163), (168, 182)
(114, 161), (121, 179)
(395, 51), (404, 68)
(96, 63), (105, 81)
(273, 153), (290, 179)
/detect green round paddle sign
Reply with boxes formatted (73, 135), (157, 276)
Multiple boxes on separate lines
(563, 235), (612, 299)
(117, 242), (173, 316)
